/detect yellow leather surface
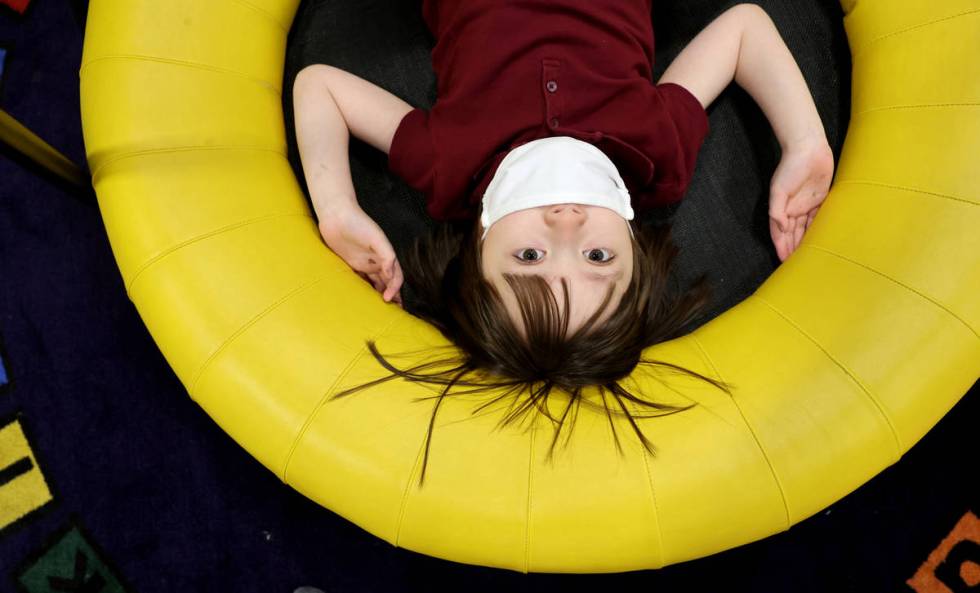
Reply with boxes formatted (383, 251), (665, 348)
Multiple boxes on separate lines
(79, 0), (980, 573)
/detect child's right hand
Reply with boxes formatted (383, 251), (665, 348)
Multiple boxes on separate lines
(316, 202), (404, 306)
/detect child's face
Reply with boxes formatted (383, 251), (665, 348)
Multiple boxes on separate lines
(479, 203), (634, 338)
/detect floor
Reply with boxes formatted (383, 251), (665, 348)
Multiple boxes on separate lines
(0, 1), (977, 592)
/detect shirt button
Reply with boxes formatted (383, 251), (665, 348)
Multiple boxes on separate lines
(546, 80), (558, 93)
(549, 118), (559, 128)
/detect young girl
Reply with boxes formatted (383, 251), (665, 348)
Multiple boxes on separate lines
(293, 2), (835, 486)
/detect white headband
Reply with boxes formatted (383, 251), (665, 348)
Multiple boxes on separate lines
(480, 136), (634, 241)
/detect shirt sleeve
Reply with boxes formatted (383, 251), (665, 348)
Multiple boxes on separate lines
(651, 82), (710, 202)
(387, 106), (437, 198)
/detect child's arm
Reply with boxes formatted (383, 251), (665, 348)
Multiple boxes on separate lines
(293, 64), (411, 304)
(293, 64), (415, 216)
(657, 3), (824, 150)
(657, 3), (834, 262)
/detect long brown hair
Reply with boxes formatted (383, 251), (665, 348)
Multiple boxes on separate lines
(328, 212), (735, 489)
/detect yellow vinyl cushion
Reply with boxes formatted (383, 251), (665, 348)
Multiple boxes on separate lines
(79, 0), (980, 573)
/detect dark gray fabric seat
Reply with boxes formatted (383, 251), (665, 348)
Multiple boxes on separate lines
(282, 0), (851, 331)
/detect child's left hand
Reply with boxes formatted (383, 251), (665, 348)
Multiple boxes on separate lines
(768, 136), (835, 262)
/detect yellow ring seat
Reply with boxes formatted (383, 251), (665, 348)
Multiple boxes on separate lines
(79, 0), (980, 573)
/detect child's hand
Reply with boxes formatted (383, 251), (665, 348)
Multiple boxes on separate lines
(768, 136), (835, 262)
(317, 202), (404, 306)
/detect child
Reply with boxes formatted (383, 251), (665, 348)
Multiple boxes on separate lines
(292, 2), (834, 486)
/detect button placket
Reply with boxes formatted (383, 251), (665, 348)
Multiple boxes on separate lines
(542, 58), (563, 130)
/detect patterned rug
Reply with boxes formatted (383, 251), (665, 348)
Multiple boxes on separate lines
(1, 1), (977, 591)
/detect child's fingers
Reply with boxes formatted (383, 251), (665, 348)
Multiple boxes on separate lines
(769, 188), (791, 233)
(356, 268), (402, 305)
(366, 271), (393, 297)
(357, 271), (383, 293)
(377, 256), (400, 283)
(366, 272), (386, 293)
(385, 260), (405, 306)
(383, 282), (397, 303)
(771, 217), (791, 262)
(770, 220), (782, 261)
(392, 259), (403, 289)
(774, 229), (787, 262)
(783, 224), (797, 261)
(381, 258), (403, 287)
(793, 216), (805, 251)
(370, 237), (397, 270)
(770, 210), (789, 234)
(384, 263), (405, 303)
(806, 207), (818, 230)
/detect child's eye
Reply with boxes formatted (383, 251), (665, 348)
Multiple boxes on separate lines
(586, 248), (615, 263)
(514, 248), (616, 264)
(515, 248), (544, 262)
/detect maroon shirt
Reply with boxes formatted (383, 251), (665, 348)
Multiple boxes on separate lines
(388, 0), (710, 222)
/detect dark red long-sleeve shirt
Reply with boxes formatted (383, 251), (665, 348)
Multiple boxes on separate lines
(388, 0), (710, 222)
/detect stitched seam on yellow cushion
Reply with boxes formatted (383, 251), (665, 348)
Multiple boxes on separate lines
(281, 315), (401, 484)
(753, 294), (905, 462)
(91, 145), (287, 186)
(125, 212), (314, 297)
(614, 375), (666, 567)
(228, 0), (289, 32)
(800, 244), (978, 340)
(189, 270), (335, 404)
(689, 332), (792, 530)
(836, 180), (977, 205)
(80, 54), (282, 95)
(636, 396), (665, 568)
(851, 8), (980, 58)
(395, 367), (460, 549)
(853, 102), (980, 116)
(395, 415), (433, 548)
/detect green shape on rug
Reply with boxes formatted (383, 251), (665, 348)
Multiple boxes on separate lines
(17, 525), (127, 593)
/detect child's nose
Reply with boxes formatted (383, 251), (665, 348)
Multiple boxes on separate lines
(543, 204), (586, 228)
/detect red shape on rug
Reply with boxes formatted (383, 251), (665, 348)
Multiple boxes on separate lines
(1, 0), (32, 15)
